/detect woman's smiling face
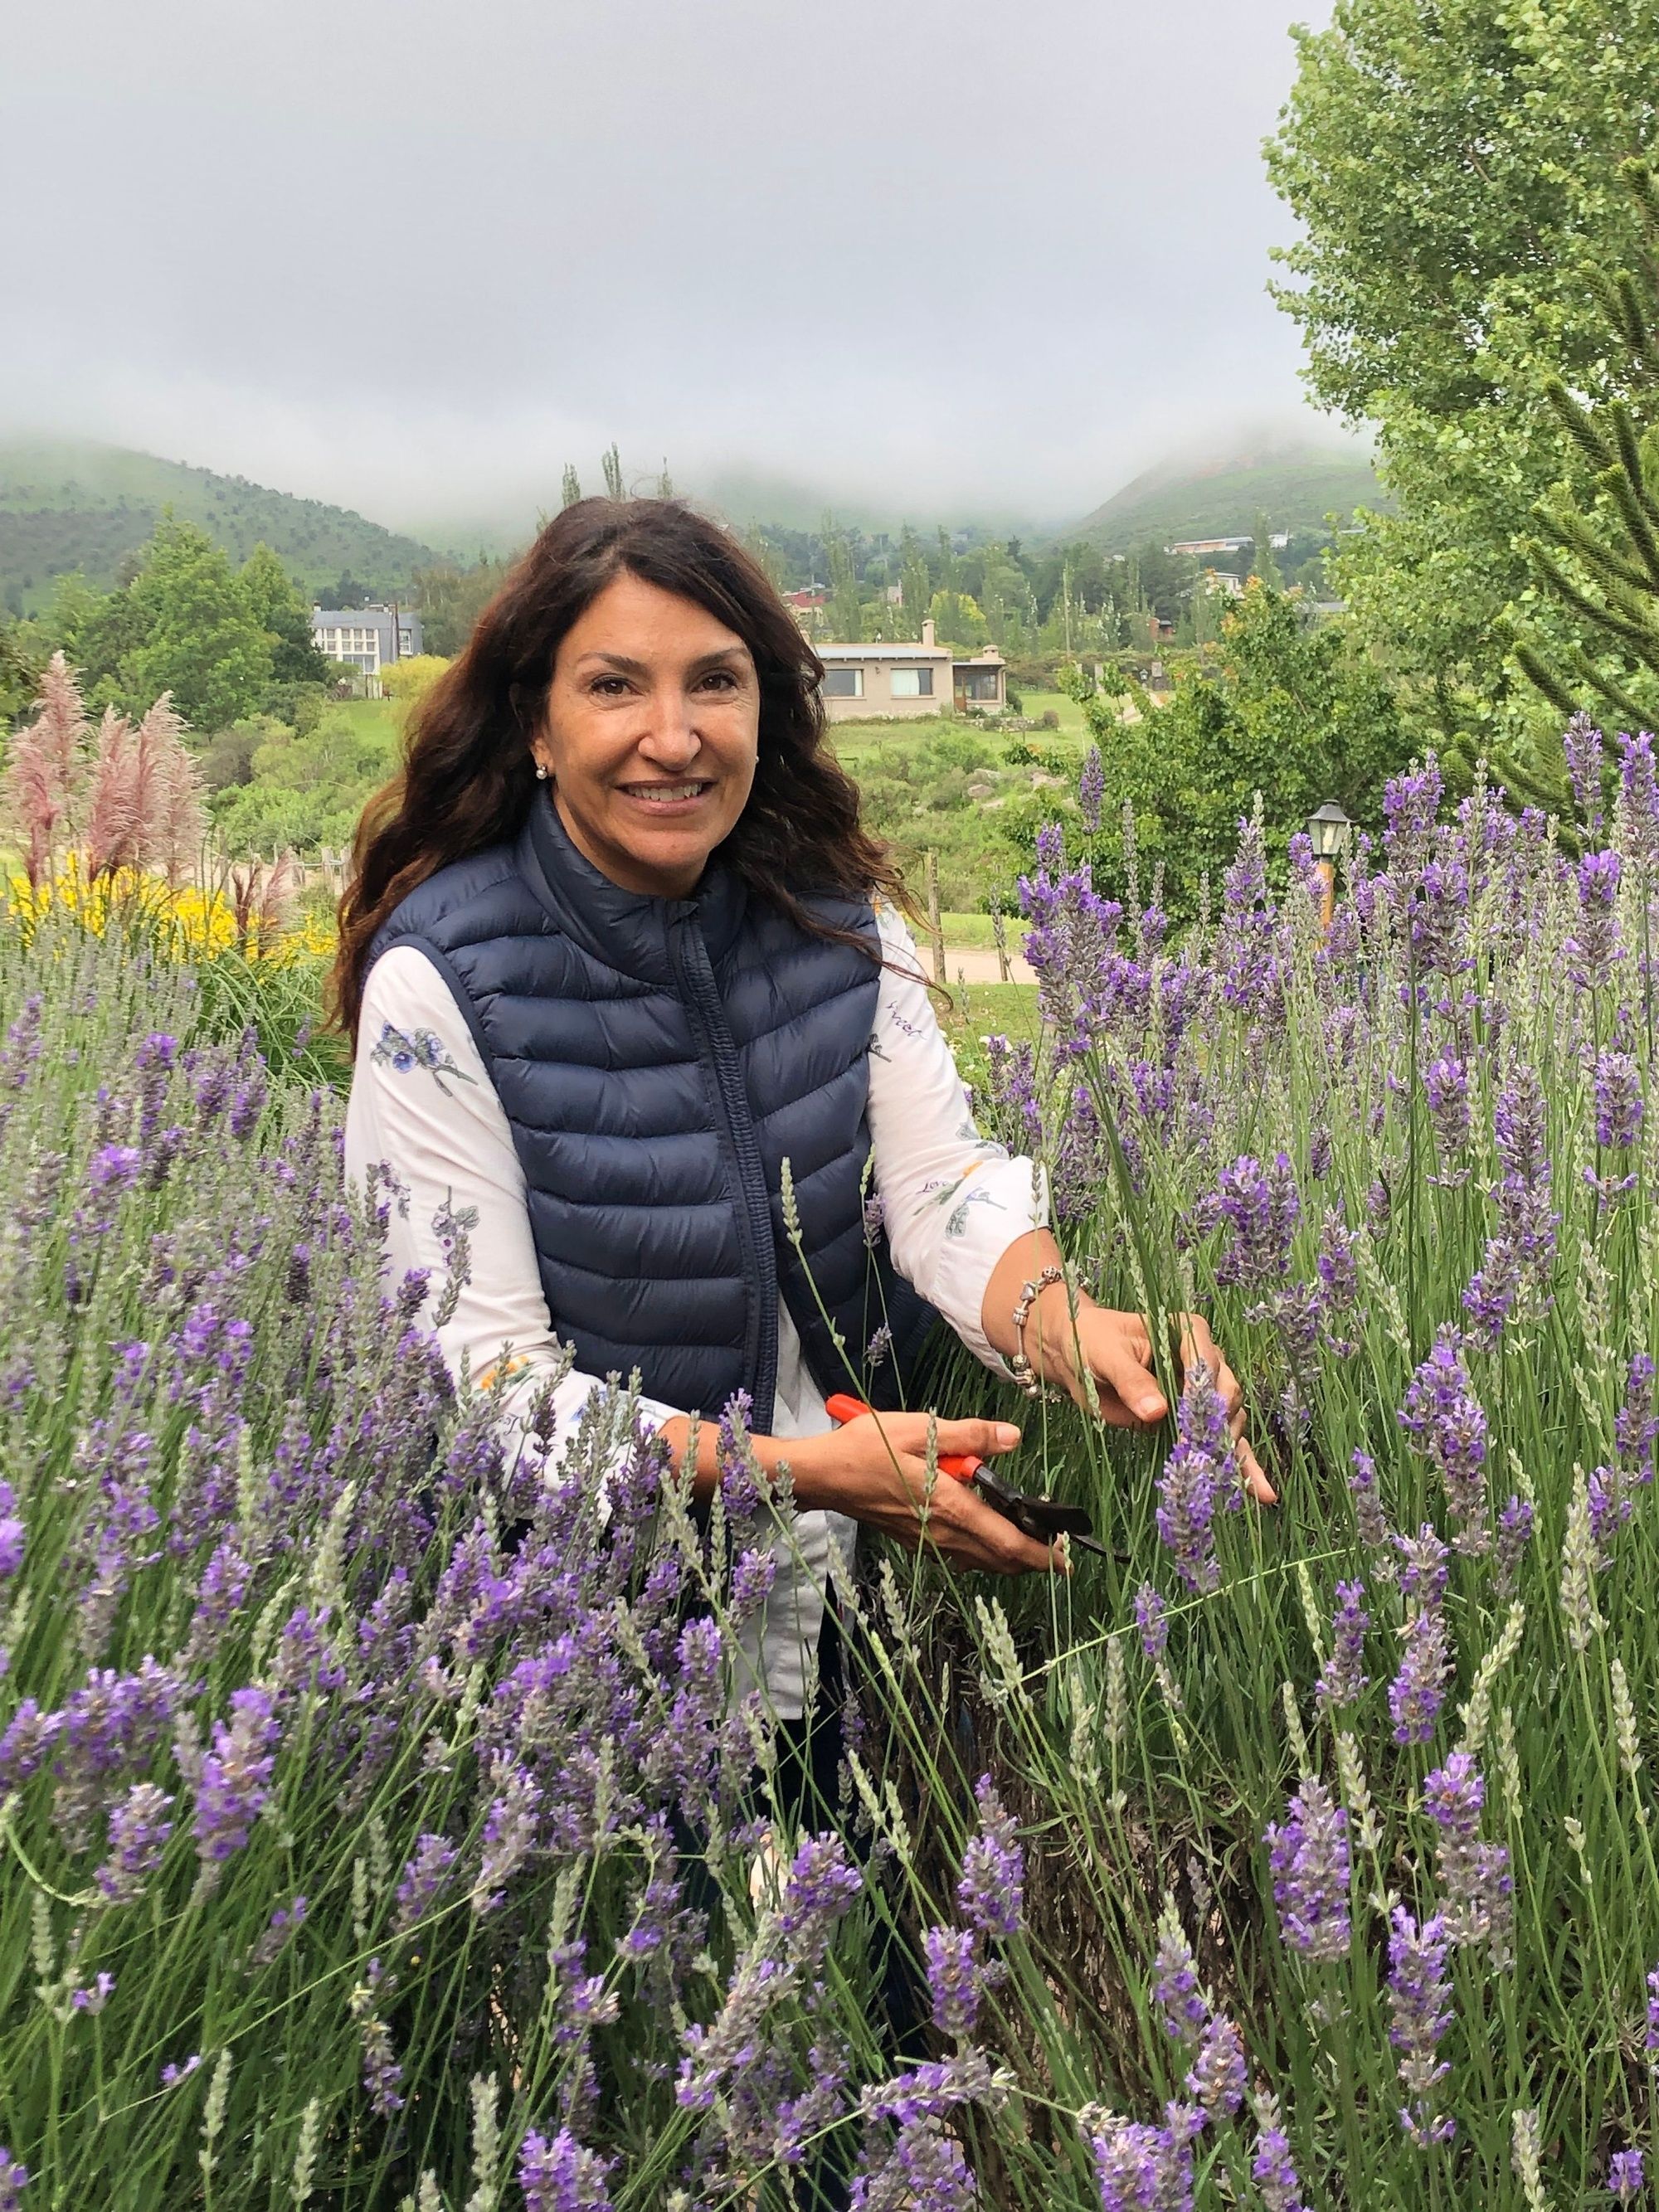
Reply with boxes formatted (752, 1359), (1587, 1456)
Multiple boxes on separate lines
(533, 570), (761, 899)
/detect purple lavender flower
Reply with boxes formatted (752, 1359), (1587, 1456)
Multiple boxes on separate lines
(0, 2151), (27, 2212)
(1590, 1463), (1633, 1563)
(922, 1925), (983, 2038)
(1495, 1495), (1533, 1597)
(519, 2127), (614, 2212)
(1079, 745), (1105, 834)
(192, 1686), (280, 1866)
(1619, 731), (1659, 872)
(1389, 1600), (1451, 1746)
(71, 1971), (115, 2015)
(1309, 1125), (1332, 1180)
(1492, 1060), (1557, 1274)
(1646, 1966), (1659, 2065)
(957, 1774), (1023, 1937)
(1423, 1055), (1471, 1176)
(1398, 1327), (1490, 1553)
(1317, 1580), (1370, 1708)
(1395, 1523), (1450, 1607)
(95, 1782), (174, 1903)
(89, 1143), (141, 1195)
(0, 1482), (21, 1582)
(1135, 1583), (1170, 1661)
(1594, 1047), (1644, 1154)
(1252, 2117), (1309, 2212)
(1155, 1359), (1235, 1593)
(1349, 1450), (1393, 1554)
(1089, 2111), (1199, 2212)
(1387, 1908), (1456, 2145)
(1185, 2012), (1245, 2120)
(778, 1832), (862, 1966)
(1211, 1153), (1300, 1288)
(473, 1758), (542, 1910)
(393, 1834), (460, 1934)
(1565, 712), (1606, 833)
(1265, 1778), (1351, 1962)
(1608, 2147), (1644, 2204)
(1382, 755), (1443, 879)
(1462, 1233), (1523, 1349)
(1422, 1752), (1511, 1948)
(1150, 1913), (1208, 2046)
(1570, 850), (1624, 988)
(855, 2114), (977, 2210)
(1618, 1354), (1659, 1479)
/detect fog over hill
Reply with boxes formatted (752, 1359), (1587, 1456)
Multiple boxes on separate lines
(1056, 435), (1381, 552)
(0, 426), (1381, 617)
(0, 440), (450, 612)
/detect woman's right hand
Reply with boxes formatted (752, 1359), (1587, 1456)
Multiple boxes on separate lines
(790, 1411), (1066, 1578)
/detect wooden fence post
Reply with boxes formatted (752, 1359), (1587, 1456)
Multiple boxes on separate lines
(925, 848), (946, 986)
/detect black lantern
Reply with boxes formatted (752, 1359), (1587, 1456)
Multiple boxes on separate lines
(1306, 800), (1350, 858)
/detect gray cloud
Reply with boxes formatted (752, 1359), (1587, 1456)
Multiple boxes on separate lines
(1, 0), (1337, 537)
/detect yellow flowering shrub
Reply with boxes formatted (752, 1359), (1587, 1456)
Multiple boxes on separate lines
(5, 863), (336, 968)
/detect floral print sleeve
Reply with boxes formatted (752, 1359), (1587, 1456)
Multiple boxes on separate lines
(343, 947), (680, 1465)
(370, 1022), (476, 1098)
(864, 905), (1047, 1369)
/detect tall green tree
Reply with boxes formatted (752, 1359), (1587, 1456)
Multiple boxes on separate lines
(239, 544), (328, 688)
(601, 445), (625, 501)
(1265, 0), (1659, 743)
(118, 520), (273, 732)
(898, 526), (931, 631)
(1083, 583), (1408, 921)
(825, 525), (862, 643)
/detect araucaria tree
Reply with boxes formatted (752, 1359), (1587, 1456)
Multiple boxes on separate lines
(1515, 162), (1659, 732)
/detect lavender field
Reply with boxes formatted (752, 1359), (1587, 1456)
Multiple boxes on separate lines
(3, 726), (1659, 2210)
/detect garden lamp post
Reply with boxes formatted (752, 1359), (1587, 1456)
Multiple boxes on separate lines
(1306, 799), (1350, 932)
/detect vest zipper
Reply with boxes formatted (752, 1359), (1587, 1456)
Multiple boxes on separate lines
(669, 911), (781, 1431)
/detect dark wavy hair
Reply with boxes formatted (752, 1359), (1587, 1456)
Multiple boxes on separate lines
(331, 497), (907, 1040)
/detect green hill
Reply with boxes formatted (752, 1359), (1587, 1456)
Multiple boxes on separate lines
(0, 440), (452, 612)
(1056, 439), (1384, 552)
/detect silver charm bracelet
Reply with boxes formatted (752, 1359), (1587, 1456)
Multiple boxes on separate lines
(1010, 1264), (1090, 1399)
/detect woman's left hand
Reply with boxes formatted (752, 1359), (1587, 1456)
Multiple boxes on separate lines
(1033, 1295), (1276, 1505)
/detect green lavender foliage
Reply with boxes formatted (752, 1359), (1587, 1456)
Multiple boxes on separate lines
(13, 742), (1659, 2209)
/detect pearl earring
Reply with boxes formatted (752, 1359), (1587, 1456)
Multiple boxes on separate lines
(533, 761), (549, 780)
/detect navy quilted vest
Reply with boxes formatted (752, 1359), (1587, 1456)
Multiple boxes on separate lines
(367, 792), (936, 1429)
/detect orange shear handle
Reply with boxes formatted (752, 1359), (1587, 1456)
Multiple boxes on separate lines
(823, 1393), (982, 1482)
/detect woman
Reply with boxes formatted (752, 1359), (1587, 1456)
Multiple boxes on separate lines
(333, 498), (1266, 1731)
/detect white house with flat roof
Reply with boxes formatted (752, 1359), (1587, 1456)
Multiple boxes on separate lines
(816, 620), (1007, 722)
(311, 605), (422, 677)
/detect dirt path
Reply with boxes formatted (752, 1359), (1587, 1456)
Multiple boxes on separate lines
(929, 946), (1036, 986)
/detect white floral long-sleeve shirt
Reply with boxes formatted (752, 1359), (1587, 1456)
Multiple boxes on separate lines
(343, 901), (1045, 1719)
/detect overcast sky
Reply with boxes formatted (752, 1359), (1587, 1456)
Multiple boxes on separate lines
(2, 0), (1342, 537)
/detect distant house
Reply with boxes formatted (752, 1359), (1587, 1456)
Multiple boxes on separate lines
(783, 586), (828, 614)
(1168, 535), (1253, 557)
(312, 604), (422, 678)
(816, 620), (1007, 722)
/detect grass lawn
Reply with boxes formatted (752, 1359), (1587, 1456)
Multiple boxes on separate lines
(939, 980), (1039, 1098)
(1014, 688), (1091, 741)
(331, 696), (404, 749)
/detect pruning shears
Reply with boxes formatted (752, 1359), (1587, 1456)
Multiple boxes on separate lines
(825, 1394), (1117, 1559)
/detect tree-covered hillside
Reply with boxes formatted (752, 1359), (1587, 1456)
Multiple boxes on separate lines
(0, 441), (450, 612)
(1059, 440), (1381, 552)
